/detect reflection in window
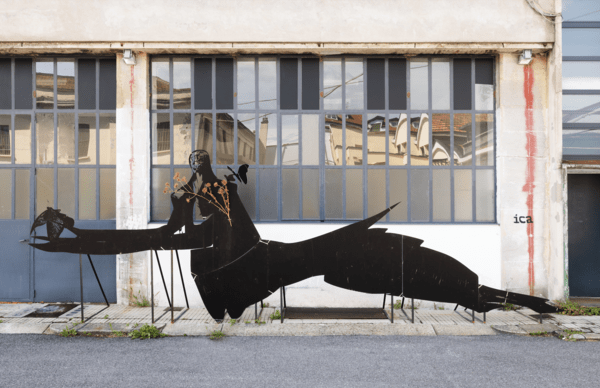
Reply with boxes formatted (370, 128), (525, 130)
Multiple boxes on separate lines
(0, 116), (10, 160)
(301, 115), (319, 165)
(367, 114), (386, 165)
(216, 113), (235, 165)
(563, 95), (600, 124)
(431, 114), (451, 165)
(36, 113), (54, 164)
(432, 59), (450, 110)
(36, 60), (54, 109)
(453, 113), (472, 166)
(57, 59), (75, 109)
(475, 114), (494, 166)
(281, 115), (299, 165)
(152, 59), (170, 110)
(324, 59), (342, 110)
(78, 124), (90, 158)
(237, 114), (256, 165)
(389, 113), (408, 166)
(345, 115), (363, 165)
(410, 59), (428, 110)
(173, 59), (191, 109)
(14, 115), (31, 164)
(410, 114), (429, 166)
(195, 113), (213, 159)
(237, 59), (256, 110)
(346, 59), (364, 110)
(563, 62), (600, 90)
(173, 113), (192, 164)
(259, 59), (276, 110)
(259, 114), (277, 165)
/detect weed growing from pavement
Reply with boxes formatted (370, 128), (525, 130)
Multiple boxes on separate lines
(270, 310), (282, 320)
(103, 314), (109, 319)
(393, 300), (403, 309)
(500, 303), (518, 311)
(60, 325), (77, 337)
(561, 329), (584, 341)
(129, 324), (166, 340)
(556, 300), (600, 316)
(209, 330), (225, 340)
(109, 323), (126, 337)
(130, 285), (151, 307)
(0, 320), (3, 323)
(529, 331), (548, 336)
(229, 319), (236, 326)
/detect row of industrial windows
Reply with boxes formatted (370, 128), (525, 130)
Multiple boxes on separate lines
(562, 1), (600, 159)
(150, 56), (496, 223)
(0, 58), (116, 221)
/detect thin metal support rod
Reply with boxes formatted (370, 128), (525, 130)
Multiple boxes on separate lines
(171, 250), (174, 324)
(86, 254), (109, 307)
(175, 250), (189, 309)
(255, 302), (258, 321)
(401, 297), (405, 310)
(391, 294), (394, 323)
(154, 250), (171, 307)
(279, 286), (284, 323)
(472, 309), (475, 323)
(382, 293), (386, 309)
(79, 253), (84, 322)
(411, 298), (414, 324)
(261, 300), (264, 308)
(483, 312), (486, 323)
(151, 250), (154, 324)
(539, 313), (543, 324)
(283, 286), (287, 309)
(454, 304), (459, 311)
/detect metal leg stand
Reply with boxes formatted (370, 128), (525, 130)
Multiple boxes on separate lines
(154, 250), (171, 307)
(175, 250), (189, 308)
(483, 312), (486, 324)
(539, 313), (543, 324)
(454, 304), (459, 311)
(391, 294), (394, 323)
(171, 250), (174, 324)
(283, 286), (287, 309)
(79, 253), (84, 322)
(382, 293), (386, 309)
(472, 309), (475, 323)
(279, 286), (284, 323)
(86, 254), (109, 307)
(151, 251), (154, 324)
(411, 298), (414, 324)
(255, 303), (258, 321)
(401, 297), (405, 310)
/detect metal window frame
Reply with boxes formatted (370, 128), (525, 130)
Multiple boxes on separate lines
(149, 55), (496, 224)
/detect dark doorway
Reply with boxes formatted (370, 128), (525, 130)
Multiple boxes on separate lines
(568, 174), (600, 297)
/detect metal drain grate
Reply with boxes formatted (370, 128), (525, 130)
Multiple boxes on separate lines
(283, 307), (387, 320)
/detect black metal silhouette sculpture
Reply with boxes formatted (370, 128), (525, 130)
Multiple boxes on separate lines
(29, 149), (559, 321)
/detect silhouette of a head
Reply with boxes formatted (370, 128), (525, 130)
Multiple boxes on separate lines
(189, 150), (210, 173)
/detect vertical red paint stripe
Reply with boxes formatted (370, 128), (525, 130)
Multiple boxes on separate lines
(522, 64), (536, 296)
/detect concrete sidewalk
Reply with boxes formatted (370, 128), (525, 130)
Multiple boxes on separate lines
(1, 303), (599, 340)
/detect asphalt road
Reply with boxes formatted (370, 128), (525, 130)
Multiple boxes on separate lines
(1, 334), (598, 387)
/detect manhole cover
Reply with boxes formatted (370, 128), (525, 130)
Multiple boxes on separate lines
(25, 304), (78, 318)
(283, 307), (387, 320)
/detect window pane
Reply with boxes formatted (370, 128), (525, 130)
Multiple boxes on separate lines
(100, 168), (116, 219)
(367, 113), (385, 165)
(78, 114), (97, 165)
(173, 59), (191, 109)
(563, 0), (600, 21)
(238, 169), (256, 220)
(410, 59), (428, 110)
(563, 62), (600, 90)
(0, 169), (10, 218)
(302, 58), (319, 110)
(282, 115), (299, 165)
(57, 59), (74, 109)
(325, 169), (343, 219)
(99, 59), (116, 110)
(36, 59), (54, 109)
(476, 170), (494, 222)
(563, 29), (600, 56)
(216, 113), (235, 165)
(0, 115), (11, 164)
(431, 114), (450, 165)
(78, 59), (96, 109)
(237, 59), (255, 110)
(216, 58), (234, 109)
(282, 169), (299, 219)
(475, 114), (494, 166)
(346, 58), (364, 110)
(58, 168), (75, 218)
(367, 58), (384, 110)
(367, 169), (385, 217)
(152, 168), (170, 220)
(36, 113), (54, 165)
(258, 113), (277, 165)
(454, 113), (472, 166)
(151, 58), (170, 110)
(280, 58), (298, 110)
(389, 169), (407, 221)
(194, 58), (212, 110)
(432, 169), (450, 221)
(237, 114), (256, 165)
(57, 114), (75, 165)
(389, 113), (408, 166)
(15, 169), (29, 219)
(324, 59), (342, 110)
(259, 168), (278, 220)
(475, 59), (493, 110)
(346, 169), (363, 219)
(195, 113), (213, 160)
(173, 113), (192, 165)
(432, 59), (450, 110)
(302, 169), (319, 219)
(453, 59), (472, 110)
(346, 114), (363, 165)
(411, 169), (429, 221)
(389, 59), (407, 110)
(563, 128), (600, 157)
(152, 113), (170, 165)
(0, 59), (10, 109)
(454, 169), (472, 221)
(15, 59), (32, 110)
(302, 115), (319, 165)
(411, 114), (429, 166)
(259, 58), (276, 110)
(36, 168), (54, 217)
(563, 95), (600, 124)
(14, 115), (31, 164)
(99, 113), (116, 165)
(325, 114), (342, 166)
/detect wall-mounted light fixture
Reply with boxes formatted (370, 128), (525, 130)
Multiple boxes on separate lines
(122, 49), (136, 66)
(518, 49), (532, 65)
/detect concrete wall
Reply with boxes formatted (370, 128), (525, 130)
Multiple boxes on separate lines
(1, 0), (554, 44)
